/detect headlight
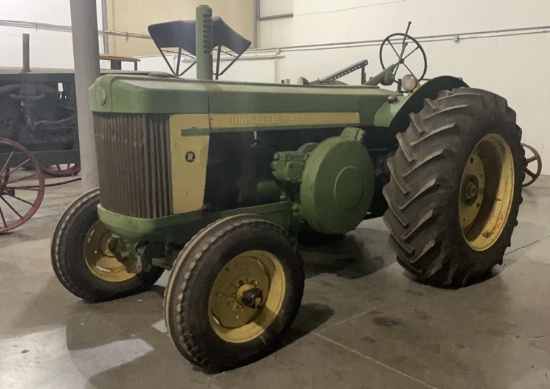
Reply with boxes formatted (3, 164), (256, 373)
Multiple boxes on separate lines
(402, 74), (418, 92)
(96, 86), (107, 105)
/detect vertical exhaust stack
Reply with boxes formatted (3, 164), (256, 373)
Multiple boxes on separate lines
(196, 5), (213, 80)
(21, 33), (31, 73)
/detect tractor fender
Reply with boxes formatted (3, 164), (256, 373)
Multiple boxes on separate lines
(374, 76), (468, 132)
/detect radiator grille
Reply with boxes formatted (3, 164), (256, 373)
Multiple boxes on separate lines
(94, 113), (172, 218)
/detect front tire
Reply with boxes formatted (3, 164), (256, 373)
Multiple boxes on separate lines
(383, 87), (524, 287)
(51, 188), (164, 302)
(164, 215), (304, 372)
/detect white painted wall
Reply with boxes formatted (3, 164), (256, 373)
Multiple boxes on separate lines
(259, 0), (550, 174)
(1, 0), (548, 175)
(105, 0), (255, 57)
(259, 0), (293, 18)
(0, 0), (104, 69)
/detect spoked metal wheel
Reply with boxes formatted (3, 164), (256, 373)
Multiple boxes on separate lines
(521, 143), (542, 187)
(380, 32), (428, 83)
(42, 163), (81, 177)
(0, 138), (45, 233)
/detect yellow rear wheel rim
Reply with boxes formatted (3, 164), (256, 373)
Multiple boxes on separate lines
(83, 221), (136, 282)
(208, 250), (286, 343)
(458, 133), (515, 251)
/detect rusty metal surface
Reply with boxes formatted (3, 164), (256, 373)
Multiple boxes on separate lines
(0, 138), (46, 233)
(41, 164), (81, 177)
(94, 114), (172, 218)
(522, 143), (542, 187)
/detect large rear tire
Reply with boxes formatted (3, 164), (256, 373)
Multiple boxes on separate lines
(164, 215), (304, 372)
(51, 188), (164, 302)
(383, 87), (524, 287)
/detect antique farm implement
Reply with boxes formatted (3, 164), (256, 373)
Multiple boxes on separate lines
(50, 7), (527, 372)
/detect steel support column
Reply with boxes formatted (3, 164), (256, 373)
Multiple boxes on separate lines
(70, 0), (101, 191)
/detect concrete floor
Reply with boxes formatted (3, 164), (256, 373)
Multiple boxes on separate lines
(1, 176), (550, 389)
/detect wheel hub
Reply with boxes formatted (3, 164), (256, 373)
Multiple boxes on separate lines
(101, 234), (115, 257)
(459, 154), (485, 230)
(464, 179), (479, 200)
(458, 134), (515, 251)
(462, 175), (481, 204)
(209, 257), (270, 329)
(0, 186), (14, 196)
(237, 284), (264, 309)
(83, 221), (136, 282)
(208, 250), (286, 343)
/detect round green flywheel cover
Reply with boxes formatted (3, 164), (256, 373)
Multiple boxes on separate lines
(300, 137), (375, 235)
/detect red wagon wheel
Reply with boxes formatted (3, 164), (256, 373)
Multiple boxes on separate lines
(0, 138), (46, 233)
(522, 143), (542, 187)
(42, 163), (81, 177)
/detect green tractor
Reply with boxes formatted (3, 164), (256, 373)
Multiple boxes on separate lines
(51, 6), (524, 372)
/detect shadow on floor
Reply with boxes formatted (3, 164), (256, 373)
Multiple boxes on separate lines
(279, 302), (334, 347)
(301, 228), (395, 280)
(63, 289), (333, 387)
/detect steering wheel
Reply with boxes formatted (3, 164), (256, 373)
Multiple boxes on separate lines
(379, 32), (428, 83)
(522, 143), (542, 187)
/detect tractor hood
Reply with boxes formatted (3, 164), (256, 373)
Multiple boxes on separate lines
(89, 74), (400, 127)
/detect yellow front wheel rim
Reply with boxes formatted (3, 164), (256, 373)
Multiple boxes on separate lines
(458, 133), (515, 251)
(208, 250), (286, 343)
(83, 221), (136, 282)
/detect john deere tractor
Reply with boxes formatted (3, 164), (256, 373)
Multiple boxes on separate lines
(51, 6), (524, 372)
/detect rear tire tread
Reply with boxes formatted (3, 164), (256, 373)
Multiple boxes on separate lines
(383, 87), (524, 286)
